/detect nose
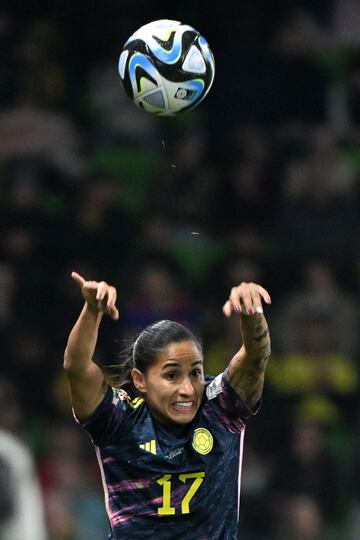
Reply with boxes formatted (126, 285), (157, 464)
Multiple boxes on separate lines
(178, 376), (194, 397)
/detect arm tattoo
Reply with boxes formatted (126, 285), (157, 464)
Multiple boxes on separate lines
(227, 313), (271, 409)
(253, 329), (269, 343)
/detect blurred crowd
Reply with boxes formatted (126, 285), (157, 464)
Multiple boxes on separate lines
(1, 0), (360, 539)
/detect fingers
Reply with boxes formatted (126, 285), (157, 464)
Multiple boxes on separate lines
(249, 290), (263, 315)
(95, 282), (119, 316)
(96, 281), (108, 301)
(222, 299), (233, 318)
(106, 286), (118, 320)
(109, 306), (119, 321)
(230, 286), (253, 315)
(229, 287), (242, 312)
(257, 286), (272, 305)
(72, 272), (119, 321)
(71, 271), (86, 287)
(224, 283), (272, 317)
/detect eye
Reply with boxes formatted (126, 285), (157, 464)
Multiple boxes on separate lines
(191, 369), (202, 378)
(165, 372), (177, 380)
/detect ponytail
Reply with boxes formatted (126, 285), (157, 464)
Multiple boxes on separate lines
(102, 342), (141, 397)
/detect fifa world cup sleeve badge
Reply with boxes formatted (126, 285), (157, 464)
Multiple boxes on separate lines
(206, 373), (223, 400)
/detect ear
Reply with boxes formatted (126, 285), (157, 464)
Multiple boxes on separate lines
(131, 368), (146, 393)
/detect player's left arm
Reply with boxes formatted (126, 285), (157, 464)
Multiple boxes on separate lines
(222, 282), (272, 410)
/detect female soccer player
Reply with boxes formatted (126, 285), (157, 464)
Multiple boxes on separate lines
(64, 271), (271, 540)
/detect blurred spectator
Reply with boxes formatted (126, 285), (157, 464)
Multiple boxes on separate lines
(272, 258), (359, 358)
(0, 10), (16, 105)
(0, 378), (48, 540)
(215, 125), (274, 238)
(0, 106), (84, 177)
(86, 61), (159, 146)
(332, 0), (360, 47)
(120, 259), (199, 339)
(145, 128), (220, 227)
(283, 126), (357, 198)
(13, 18), (67, 109)
(274, 493), (337, 540)
(0, 262), (15, 327)
(239, 437), (273, 540)
(139, 215), (227, 288)
(271, 149), (359, 283)
(40, 424), (107, 540)
(268, 312), (358, 428)
(273, 7), (329, 56)
(68, 170), (135, 269)
(204, 255), (267, 376)
(270, 418), (347, 528)
(0, 430), (48, 540)
(346, 407), (360, 539)
(0, 455), (13, 531)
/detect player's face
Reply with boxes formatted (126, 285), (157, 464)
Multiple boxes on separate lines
(136, 341), (205, 426)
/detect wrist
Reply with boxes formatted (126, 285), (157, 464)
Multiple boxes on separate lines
(240, 306), (263, 317)
(240, 313), (264, 328)
(82, 301), (104, 321)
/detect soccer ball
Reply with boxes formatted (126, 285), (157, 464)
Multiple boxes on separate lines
(118, 19), (215, 116)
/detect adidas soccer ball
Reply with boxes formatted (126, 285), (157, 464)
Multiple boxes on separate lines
(118, 19), (215, 116)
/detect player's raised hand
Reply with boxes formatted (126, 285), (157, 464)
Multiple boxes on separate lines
(222, 282), (271, 318)
(71, 271), (119, 320)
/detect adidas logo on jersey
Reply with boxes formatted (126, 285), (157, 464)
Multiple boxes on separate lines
(139, 439), (157, 455)
(129, 396), (144, 409)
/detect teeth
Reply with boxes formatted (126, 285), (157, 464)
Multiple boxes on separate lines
(174, 402), (193, 408)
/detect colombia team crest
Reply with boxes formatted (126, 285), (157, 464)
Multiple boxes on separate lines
(192, 427), (213, 455)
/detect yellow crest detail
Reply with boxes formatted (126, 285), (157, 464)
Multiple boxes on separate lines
(192, 428), (213, 455)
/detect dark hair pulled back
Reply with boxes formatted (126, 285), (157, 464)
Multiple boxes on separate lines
(107, 320), (202, 397)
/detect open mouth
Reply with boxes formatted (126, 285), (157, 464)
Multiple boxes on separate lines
(172, 401), (195, 412)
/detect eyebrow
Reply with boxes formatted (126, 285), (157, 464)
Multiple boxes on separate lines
(162, 359), (203, 370)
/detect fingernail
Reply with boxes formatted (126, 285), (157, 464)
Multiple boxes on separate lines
(255, 306), (263, 314)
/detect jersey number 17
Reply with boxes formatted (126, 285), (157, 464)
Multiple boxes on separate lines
(157, 472), (205, 515)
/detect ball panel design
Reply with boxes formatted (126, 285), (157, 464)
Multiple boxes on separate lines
(119, 19), (215, 116)
(182, 45), (206, 74)
(118, 50), (129, 79)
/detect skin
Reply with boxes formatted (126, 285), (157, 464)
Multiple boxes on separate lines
(64, 273), (271, 421)
(64, 272), (118, 420)
(223, 283), (272, 409)
(131, 341), (205, 426)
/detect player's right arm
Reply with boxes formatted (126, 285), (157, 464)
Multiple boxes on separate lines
(63, 272), (119, 421)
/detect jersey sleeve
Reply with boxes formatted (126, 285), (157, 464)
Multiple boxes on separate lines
(73, 386), (130, 446)
(202, 370), (260, 434)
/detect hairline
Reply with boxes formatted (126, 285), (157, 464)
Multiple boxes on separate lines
(161, 359), (203, 370)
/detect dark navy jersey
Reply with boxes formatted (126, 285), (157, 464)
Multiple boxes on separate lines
(75, 371), (258, 540)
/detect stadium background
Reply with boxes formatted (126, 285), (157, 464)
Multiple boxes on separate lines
(1, 0), (360, 538)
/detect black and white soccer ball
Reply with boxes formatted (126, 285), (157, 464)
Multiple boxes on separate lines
(118, 19), (215, 116)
